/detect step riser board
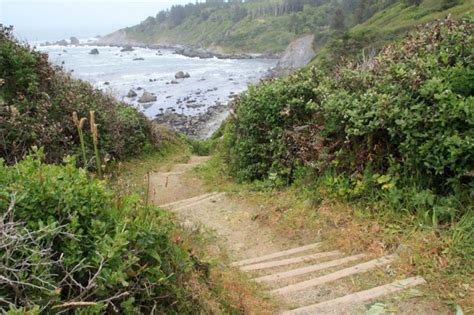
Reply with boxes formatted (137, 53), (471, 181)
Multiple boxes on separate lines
(233, 242), (323, 267)
(174, 192), (225, 211)
(282, 276), (427, 315)
(254, 254), (366, 283)
(159, 192), (218, 208)
(272, 255), (396, 294)
(242, 251), (341, 272)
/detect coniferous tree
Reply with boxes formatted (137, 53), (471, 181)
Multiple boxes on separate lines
(355, 0), (369, 24)
(331, 8), (345, 29)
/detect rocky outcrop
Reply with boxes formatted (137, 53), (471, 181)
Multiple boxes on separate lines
(138, 91), (157, 103)
(56, 39), (68, 46)
(173, 46), (255, 60)
(154, 102), (230, 139)
(70, 37), (80, 45)
(121, 46), (135, 52)
(272, 34), (315, 77)
(89, 48), (99, 55)
(127, 89), (137, 98)
(175, 71), (190, 79)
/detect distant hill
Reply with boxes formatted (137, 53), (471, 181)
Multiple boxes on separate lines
(100, 0), (472, 58)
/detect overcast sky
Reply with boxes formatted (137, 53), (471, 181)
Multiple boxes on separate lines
(0, 0), (193, 41)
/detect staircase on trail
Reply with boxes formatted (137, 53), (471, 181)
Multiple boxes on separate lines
(152, 156), (431, 314)
(231, 242), (426, 314)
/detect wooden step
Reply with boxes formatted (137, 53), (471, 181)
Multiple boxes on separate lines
(241, 251), (341, 272)
(254, 254), (366, 283)
(233, 242), (323, 267)
(159, 192), (219, 209)
(272, 255), (396, 295)
(282, 276), (427, 315)
(174, 192), (225, 211)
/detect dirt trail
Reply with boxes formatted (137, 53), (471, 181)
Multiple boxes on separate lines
(148, 156), (443, 314)
(149, 156), (298, 260)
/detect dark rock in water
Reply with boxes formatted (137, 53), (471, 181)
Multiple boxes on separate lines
(89, 48), (99, 55)
(127, 89), (137, 98)
(136, 87), (143, 90)
(171, 80), (179, 84)
(70, 36), (80, 45)
(133, 57), (145, 61)
(166, 95), (172, 99)
(56, 39), (68, 46)
(138, 91), (157, 103)
(121, 46), (134, 52)
(142, 103), (153, 110)
(175, 71), (190, 79)
(63, 49), (67, 53)
(104, 81), (110, 85)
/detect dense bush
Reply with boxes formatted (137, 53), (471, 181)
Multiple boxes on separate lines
(224, 18), (473, 208)
(0, 150), (213, 313)
(0, 25), (161, 165)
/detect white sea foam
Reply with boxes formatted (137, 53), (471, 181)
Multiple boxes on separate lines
(40, 45), (276, 117)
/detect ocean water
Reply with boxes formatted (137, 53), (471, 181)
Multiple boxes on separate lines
(38, 44), (276, 118)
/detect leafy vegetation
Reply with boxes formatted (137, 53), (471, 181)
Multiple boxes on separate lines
(225, 18), (473, 192)
(0, 149), (256, 313)
(218, 18), (473, 307)
(0, 25), (162, 166)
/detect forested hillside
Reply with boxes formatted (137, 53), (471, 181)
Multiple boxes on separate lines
(112, 0), (472, 56)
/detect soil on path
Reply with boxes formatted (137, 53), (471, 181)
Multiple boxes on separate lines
(148, 155), (303, 261)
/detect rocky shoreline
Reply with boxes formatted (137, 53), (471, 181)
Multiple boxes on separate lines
(40, 34), (316, 139)
(41, 38), (278, 60)
(154, 102), (231, 139)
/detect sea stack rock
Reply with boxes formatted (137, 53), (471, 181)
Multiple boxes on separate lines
(121, 46), (135, 52)
(175, 71), (190, 79)
(127, 89), (137, 98)
(70, 36), (80, 45)
(89, 48), (99, 55)
(56, 39), (68, 46)
(138, 91), (157, 103)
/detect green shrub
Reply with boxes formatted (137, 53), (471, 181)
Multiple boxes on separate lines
(0, 150), (211, 313)
(224, 18), (473, 222)
(226, 18), (473, 185)
(0, 25), (161, 166)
